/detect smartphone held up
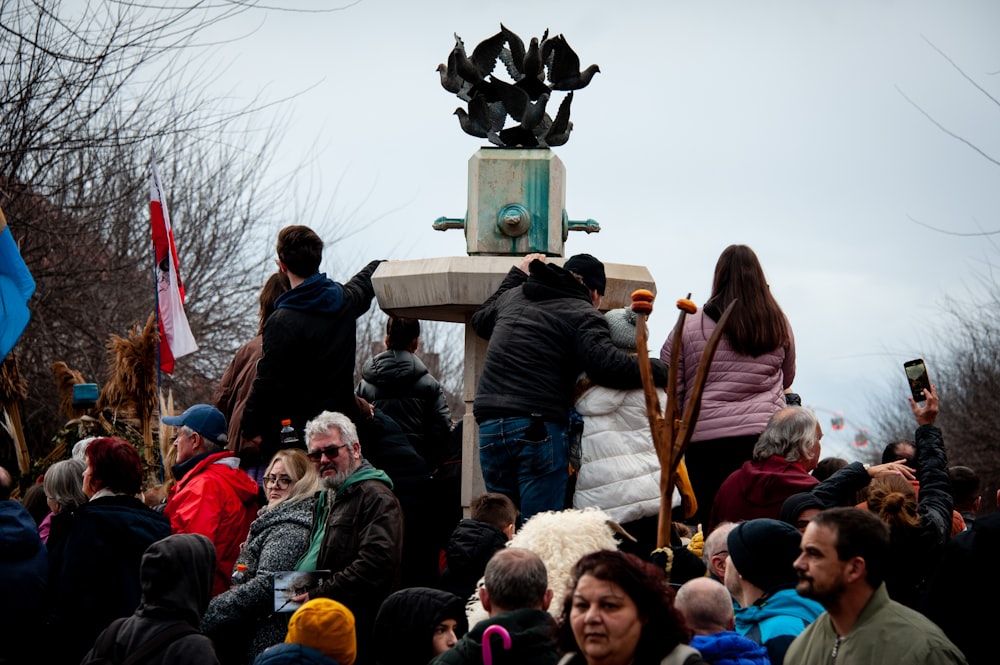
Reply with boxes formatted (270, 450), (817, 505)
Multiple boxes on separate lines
(904, 359), (932, 403)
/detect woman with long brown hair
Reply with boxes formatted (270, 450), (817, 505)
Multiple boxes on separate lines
(660, 245), (795, 526)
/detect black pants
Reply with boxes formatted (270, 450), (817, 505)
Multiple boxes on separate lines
(684, 434), (760, 529)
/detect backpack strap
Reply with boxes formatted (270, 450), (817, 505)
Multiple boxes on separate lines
(119, 621), (198, 665)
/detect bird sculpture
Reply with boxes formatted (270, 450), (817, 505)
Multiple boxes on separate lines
(438, 25), (597, 148)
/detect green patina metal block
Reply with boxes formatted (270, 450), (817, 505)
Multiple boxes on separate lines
(466, 148), (566, 256)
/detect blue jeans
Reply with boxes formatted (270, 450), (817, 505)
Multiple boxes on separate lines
(478, 416), (568, 523)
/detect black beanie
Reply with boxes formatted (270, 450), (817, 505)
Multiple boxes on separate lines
(779, 492), (826, 526)
(564, 253), (606, 296)
(727, 519), (802, 592)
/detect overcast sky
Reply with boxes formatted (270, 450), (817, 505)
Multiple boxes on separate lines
(185, 1), (999, 460)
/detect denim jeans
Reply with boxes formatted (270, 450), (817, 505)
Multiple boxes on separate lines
(478, 416), (568, 523)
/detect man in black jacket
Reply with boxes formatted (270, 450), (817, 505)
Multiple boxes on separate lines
(241, 225), (381, 461)
(472, 253), (665, 521)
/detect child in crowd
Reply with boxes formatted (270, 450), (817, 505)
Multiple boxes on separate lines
(438, 493), (516, 601)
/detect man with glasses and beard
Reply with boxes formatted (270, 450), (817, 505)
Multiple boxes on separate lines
(293, 410), (403, 665)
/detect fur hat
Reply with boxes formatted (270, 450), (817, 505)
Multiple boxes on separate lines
(605, 308), (637, 351)
(286, 598), (357, 665)
(727, 519), (802, 592)
(564, 254), (606, 296)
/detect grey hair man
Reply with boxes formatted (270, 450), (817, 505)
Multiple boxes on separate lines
(296, 410), (403, 665)
(431, 548), (558, 665)
(788, 507), (966, 664)
(710, 406), (822, 529)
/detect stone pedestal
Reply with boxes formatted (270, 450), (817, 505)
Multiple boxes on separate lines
(372, 257), (656, 512)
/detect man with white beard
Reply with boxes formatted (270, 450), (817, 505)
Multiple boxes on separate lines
(294, 410), (403, 665)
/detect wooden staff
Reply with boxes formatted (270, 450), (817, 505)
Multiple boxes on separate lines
(632, 291), (736, 547)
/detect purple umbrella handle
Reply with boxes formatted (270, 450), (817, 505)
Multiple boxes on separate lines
(482, 624), (512, 665)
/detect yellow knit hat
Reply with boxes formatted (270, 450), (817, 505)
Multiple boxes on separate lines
(286, 598), (357, 665)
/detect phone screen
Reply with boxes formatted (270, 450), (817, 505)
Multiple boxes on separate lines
(904, 359), (931, 402)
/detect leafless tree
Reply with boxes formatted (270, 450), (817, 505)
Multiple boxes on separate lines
(0, 1), (342, 464)
(870, 42), (1000, 513)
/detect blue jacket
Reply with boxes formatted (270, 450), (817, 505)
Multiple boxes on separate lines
(690, 632), (770, 665)
(735, 587), (822, 665)
(0, 500), (48, 665)
(254, 643), (339, 665)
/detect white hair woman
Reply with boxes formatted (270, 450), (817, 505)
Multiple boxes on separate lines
(201, 448), (321, 661)
(38, 459), (87, 543)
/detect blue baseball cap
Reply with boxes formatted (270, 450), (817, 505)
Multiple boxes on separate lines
(162, 404), (229, 445)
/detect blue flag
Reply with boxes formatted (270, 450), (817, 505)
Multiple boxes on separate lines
(0, 206), (36, 360)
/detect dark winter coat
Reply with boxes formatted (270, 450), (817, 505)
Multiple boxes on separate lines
(202, 496), (317, 660)
(439, 519), (509, 601)
(429, 608), (559, 665)
(0, 500), (47, 665)
(357, 349), (452, 469)
(922, 511), (1000, 665)
(242, 262), (380, 450)
(472, 262), (665, 424)
(213, 334), (262, 451)
(81, 533), (219, 665)
(373, 587), (468, 665)
(46, 494), (172, 665)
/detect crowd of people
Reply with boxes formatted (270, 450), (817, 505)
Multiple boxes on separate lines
(0, 228), (989, 665)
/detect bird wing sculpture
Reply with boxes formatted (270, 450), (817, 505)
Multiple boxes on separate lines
(440, 26), (594, 147)
(547, 35), (601, 91)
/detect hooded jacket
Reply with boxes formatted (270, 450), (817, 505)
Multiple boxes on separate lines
(373, 587), (468, 665)
(242, 262), (380, 450)
(429, 608), (559, 665)
(734, 587), (823, 665)
(0, 500), (47, 665)
(166, 451), (259, 597)
(202, 495), (317, 659)
(711, 456), (818, 530)
(299, 463), (403, 665)
(472, 263), (664, 424)
(46, 494), (173, 665)
(660, 309), (794, 442)
(82, 533), (219, 664)
(357, 349), (452, 470)
(690, 632), (769, 665)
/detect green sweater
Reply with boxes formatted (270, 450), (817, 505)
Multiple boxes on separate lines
(785, 584), (967, 664)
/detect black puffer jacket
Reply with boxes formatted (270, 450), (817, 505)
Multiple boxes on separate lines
(439, 519), (508, 601)
(82, 533), (219, 665)
(242, 261), (381, 450)
(357, 349), (452, 469)
(472, 261), (665, 424)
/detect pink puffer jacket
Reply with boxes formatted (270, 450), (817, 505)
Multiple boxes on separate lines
(660, 310), (795, 442)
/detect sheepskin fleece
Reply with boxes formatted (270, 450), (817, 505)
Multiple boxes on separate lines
(573, 385), (681, 524)
(465, 508), (619, 628)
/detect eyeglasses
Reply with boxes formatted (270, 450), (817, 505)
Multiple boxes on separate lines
(306, 443), (348, 462)
(263, 475), (293, 490)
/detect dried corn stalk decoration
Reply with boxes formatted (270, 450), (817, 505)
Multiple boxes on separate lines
(0, 355), (31, 474)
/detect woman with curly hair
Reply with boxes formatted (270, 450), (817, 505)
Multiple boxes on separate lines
(558, 550), (707, 665)
(660, 244), (795, 527)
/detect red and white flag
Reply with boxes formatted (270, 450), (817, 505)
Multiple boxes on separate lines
(151, 156), (197, 374)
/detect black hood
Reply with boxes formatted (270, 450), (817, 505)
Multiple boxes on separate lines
(137, 533), (216, 625)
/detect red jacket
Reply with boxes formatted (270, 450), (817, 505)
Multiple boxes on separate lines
(710, 456), (818, 531)
(165, 451), (258, 596)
